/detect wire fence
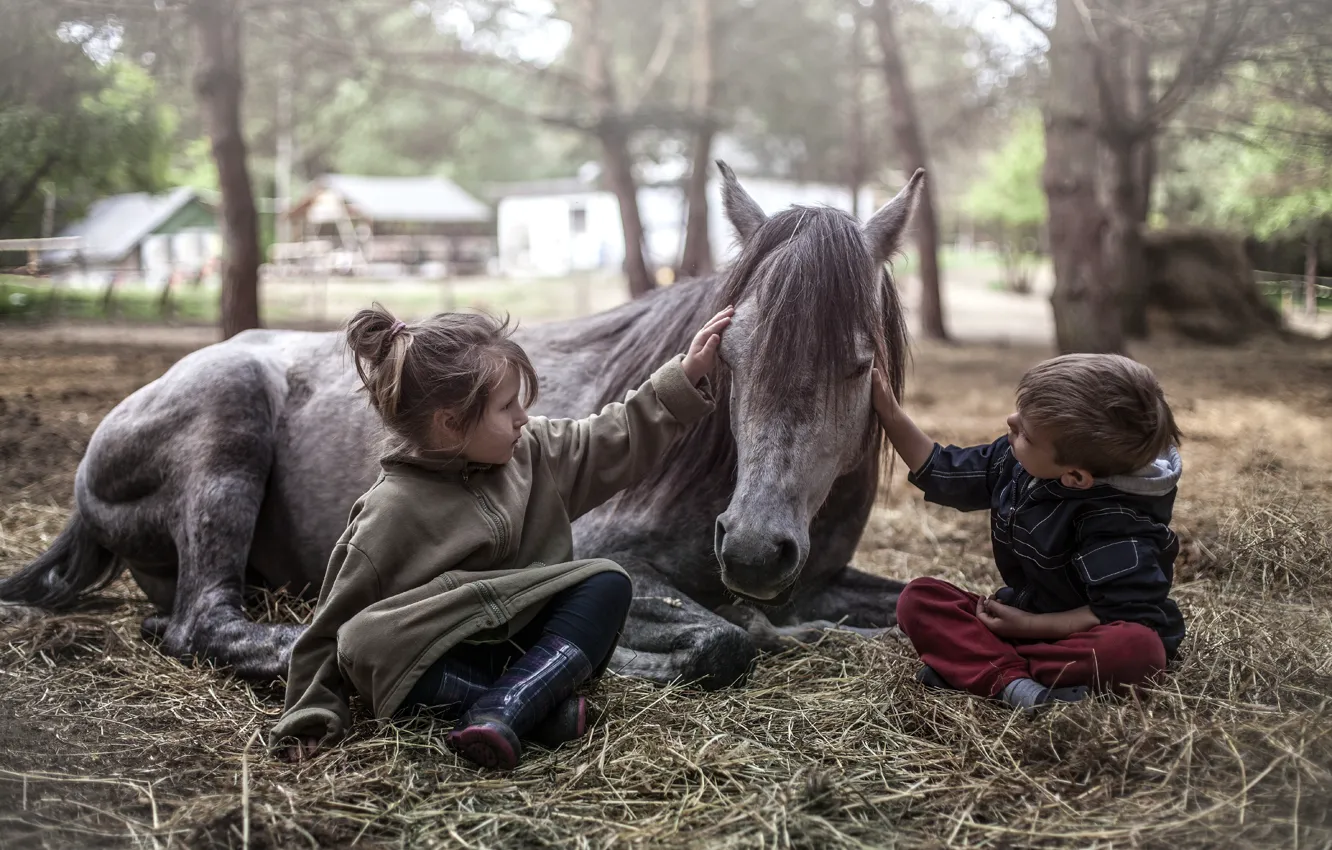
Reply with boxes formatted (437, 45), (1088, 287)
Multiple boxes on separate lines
(0, 272), (630, 328)
(1253, 270), (1332, 314)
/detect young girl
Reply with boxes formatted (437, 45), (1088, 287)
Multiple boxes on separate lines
(270, 304), (732, 770)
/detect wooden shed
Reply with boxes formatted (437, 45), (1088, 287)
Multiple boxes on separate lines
(280, 174), (495, 277)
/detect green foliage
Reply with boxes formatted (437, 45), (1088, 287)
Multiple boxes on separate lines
(320, 71), (582, 192)
(961, 111), (1046, 292)
(1161, 65), (1332, 239)
(0, 8), (173, 237)
(168, 138), (220, 193)
(79, 60), (174, 195)
(963, 111), (1046, 233)
(18, 0), (1024, 226)
(1208, 119), (1332, 240)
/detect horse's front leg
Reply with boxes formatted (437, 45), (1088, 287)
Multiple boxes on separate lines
(606, 554), (758, 690)
(716, 565), (906, 650)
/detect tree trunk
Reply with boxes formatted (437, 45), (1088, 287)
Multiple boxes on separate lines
(580, 0), (653, 298)
(275, 60), (295, 247)
(868, 0), (947, 340)
(599, 122), (655, 298)
(680, 125), (715, 278)
(0, 154), (57, 232)
(1108, 136), (1150, 339)
(1044, 0), (1123, 354)
(679, 0), (716, 279)
(1116, 7), (1155, 340)
(192, 0), (261, 338)
(1307, 223), (1320, 316)
(847, 7), (867, 219)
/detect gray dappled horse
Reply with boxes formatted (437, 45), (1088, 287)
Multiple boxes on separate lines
(0, 164), (922, 689)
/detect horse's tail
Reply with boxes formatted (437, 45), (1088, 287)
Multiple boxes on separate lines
(0, 509), (121, 610)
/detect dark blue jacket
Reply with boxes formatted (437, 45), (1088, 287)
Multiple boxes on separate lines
(909, 437), (1186, 658)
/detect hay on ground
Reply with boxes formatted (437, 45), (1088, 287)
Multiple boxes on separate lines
(1, 338), (1331, 849)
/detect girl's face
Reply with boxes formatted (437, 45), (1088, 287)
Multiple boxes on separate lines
(438, 365), (529, 465)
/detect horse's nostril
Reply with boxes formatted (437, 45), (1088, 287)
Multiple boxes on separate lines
(777, 537), (798, 569)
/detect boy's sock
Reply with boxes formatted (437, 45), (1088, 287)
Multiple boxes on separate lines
(999, 677), (1090, 710)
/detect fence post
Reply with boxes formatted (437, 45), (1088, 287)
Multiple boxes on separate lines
(575, 274), (591, 317)
(441, 277), (456, 314)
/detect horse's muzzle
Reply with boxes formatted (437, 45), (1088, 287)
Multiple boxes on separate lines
(713, 515), (806, 602)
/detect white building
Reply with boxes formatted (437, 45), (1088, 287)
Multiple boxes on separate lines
(491, 162), (885, 278)
(44, 187), (221, 288)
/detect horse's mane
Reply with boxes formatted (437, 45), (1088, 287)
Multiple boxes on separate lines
(576, 204), (909, 510)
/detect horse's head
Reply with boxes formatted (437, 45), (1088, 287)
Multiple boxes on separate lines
(712, 162), (921, 603)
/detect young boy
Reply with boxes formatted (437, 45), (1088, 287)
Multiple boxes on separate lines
(872, 353), (1185, 710)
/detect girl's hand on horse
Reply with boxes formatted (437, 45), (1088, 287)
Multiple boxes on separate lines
(682, 306), (734, 386)
(282, 736), (322, 762)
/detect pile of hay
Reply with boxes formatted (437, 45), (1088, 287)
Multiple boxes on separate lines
(2, 468), (1329, 850)
(1142, 229), (1283, 345)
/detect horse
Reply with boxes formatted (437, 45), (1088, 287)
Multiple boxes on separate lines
(0, 163), (922, 689)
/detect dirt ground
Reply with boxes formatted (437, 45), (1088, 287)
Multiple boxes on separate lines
(1, 329), (1330, 848)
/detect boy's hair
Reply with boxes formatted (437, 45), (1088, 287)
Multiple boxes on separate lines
(1015, 353), (1181, 477)
(345, 304), (537, 452)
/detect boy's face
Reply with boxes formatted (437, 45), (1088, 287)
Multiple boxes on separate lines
(1006, 411), (1093, 489)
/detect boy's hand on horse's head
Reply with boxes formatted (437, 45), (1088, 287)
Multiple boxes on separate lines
(870, 365), (899, 423)
(870, 362), (934, 474)
(682, 306), (735, 386)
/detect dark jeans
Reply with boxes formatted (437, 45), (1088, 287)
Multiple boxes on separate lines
(413, 570), (633, 696)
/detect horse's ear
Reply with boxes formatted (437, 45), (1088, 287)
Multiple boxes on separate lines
(717, 160), (766, 243)
(863, 168), (925, 263)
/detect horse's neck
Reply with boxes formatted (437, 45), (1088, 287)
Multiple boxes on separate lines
(586, 273), (719, 339)
(574, 275), (722, 400)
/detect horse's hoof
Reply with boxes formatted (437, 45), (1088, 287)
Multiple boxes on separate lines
(713, 603), (759, 630)
(140, 614), (169, 642)
(446, 721), (521, 770)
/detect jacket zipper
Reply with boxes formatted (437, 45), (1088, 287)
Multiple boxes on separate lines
(1008, 475), (1040, 610)
(462, 468), (510, 558)
(1007, 474), (1036, 525)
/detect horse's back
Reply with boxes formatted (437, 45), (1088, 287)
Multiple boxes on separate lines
(83, 330), (334, 489)
(77, 329), (372, 587)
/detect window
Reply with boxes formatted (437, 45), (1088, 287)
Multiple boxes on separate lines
(569, 204), (587, 235)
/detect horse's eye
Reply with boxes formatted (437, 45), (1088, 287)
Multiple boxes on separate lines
(848, 360), (872, 380)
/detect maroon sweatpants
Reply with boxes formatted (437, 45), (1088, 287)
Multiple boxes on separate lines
(896, 577), (1167, 698)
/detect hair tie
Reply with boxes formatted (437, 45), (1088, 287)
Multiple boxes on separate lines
(389, 320), (407, 339)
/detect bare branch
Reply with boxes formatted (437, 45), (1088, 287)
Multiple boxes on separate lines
(624, 3), (684, 113)
(996, 0), (1052, 39)
(283, 29), (592, 97)
(369, 67), (592, 131)
(1147, 0), (1251, 127)
(1146, 0), (1220, 124)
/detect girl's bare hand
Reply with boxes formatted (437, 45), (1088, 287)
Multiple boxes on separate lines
(282, 736), (321, 762)
(682, 306), (735, 385)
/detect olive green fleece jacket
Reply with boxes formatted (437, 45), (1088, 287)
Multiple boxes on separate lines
(269, 356), (714, 749)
